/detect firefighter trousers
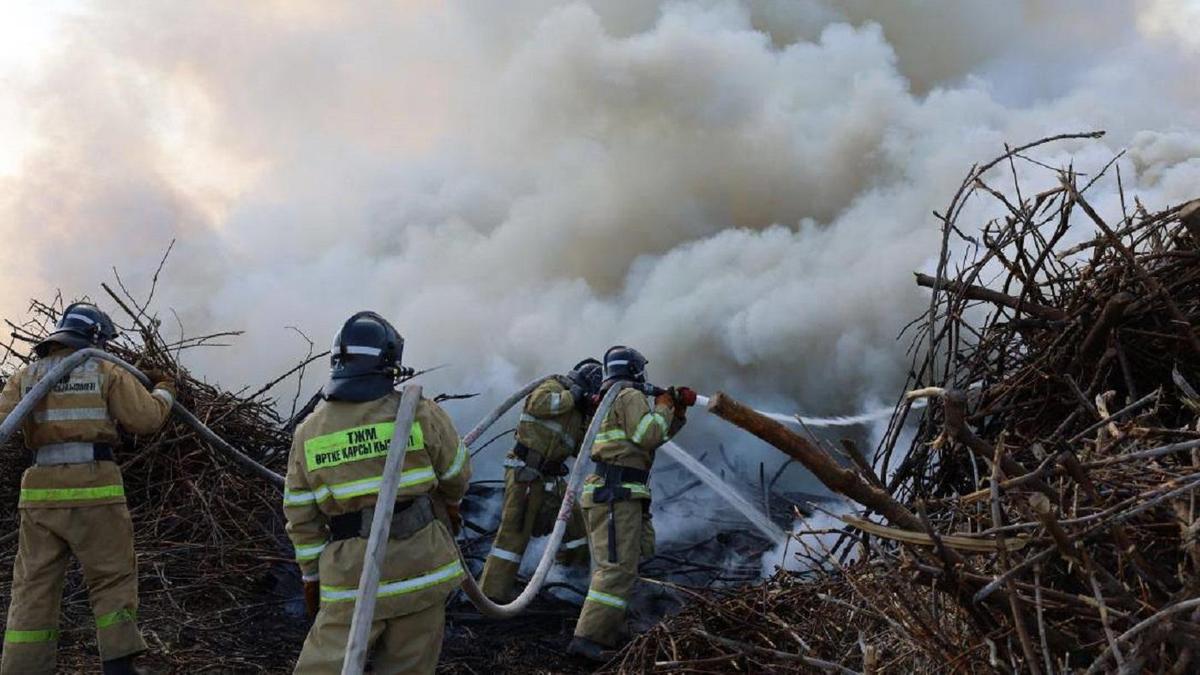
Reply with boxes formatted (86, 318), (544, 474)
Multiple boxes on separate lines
(573, 499), (654, 647)
(1, 504), (145, 675)
(478, 469), (588, 602)
(293, 601), (444, 675)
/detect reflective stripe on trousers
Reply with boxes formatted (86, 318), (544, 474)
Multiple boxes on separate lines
(293, 541), (327, 562)
(488, 547), (522, 563)
(19, 485), (125, 503)
(3, 628), (59, 644)
(585, 589), (627, 609)
(95, 609), (136, 629)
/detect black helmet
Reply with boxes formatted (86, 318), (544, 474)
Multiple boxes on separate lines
(603, 345), (647, 384)
(35, 303), (118, 357)
(568, 358), (603, 396)
(323, 311), (405, 402)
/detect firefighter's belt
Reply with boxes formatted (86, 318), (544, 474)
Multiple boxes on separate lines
(593, 461), (649, 485)
(34, 442), (115, 465)
(590, 461), (650, 505)
(513, 442), (568, 477)
(328, 494), (434, 542)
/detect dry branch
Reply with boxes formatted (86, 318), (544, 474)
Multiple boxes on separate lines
(616, 133), (1200, 673)
(0, 292), (304, 672)
(913, 273), (1066, 321)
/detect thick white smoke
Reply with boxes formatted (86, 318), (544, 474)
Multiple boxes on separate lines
(2, 1), (1199, 489)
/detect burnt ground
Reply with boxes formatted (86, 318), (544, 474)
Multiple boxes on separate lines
(0, 478), (781, 674)
(1, 434), (790, 674)
(441, 599), (593, 675)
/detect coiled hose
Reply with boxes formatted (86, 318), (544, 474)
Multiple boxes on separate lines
(0, 348), (281, 486)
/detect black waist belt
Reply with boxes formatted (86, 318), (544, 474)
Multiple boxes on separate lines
(329, 495), (434, 542)
(514, 442), (568, 477)
(33, 443), (115, 465)
(592, 461), (650, 563)
(593, 460), (649, 485)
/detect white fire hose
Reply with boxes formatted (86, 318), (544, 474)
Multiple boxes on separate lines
(0, 352), (893, 620)
(0, 348), (282, 486)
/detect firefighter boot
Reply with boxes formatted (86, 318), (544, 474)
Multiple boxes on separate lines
(101, 655), (151, 675)
(567, 636), (615, 663)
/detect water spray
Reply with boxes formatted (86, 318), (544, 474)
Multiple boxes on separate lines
(693, 393), (927, 428)
(1, 355), (898, 618)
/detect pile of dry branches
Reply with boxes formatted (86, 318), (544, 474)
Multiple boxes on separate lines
(614, 133), (1200, 673)
(0, 284), (307, 672)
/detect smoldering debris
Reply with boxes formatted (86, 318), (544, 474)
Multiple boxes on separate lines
(608, 135), (1200, 673)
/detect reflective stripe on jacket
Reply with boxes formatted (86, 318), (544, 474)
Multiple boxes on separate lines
(283, 392), (471, 619)
(580, 386), (674, 507)
(0, 346), (173, 509)
(513, 377), (585, 463)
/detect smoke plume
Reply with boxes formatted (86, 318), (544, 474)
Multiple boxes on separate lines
(2, 1), (1199, 490)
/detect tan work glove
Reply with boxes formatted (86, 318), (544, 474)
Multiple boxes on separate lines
(654, 391), (676, 410)
(304, 580), (320, 619)
(142, 368), (177, 395)
(445, 501), (463, 536)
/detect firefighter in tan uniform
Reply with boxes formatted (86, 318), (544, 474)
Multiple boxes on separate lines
(284, 312), (471, 675)
(0, 303), (176, 675)
(568, 346), (688, 661)
(478, 359), (601, 602)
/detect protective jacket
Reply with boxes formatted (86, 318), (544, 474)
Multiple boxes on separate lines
(0, 346), (174, 675)
(580, 386), (674, 505)
(515, 376), (584, 463)
(478, 377), (588, 601)
(283, 391), (471, 625)
(574, 385), (676, 648)
(0, 347), (175, 509)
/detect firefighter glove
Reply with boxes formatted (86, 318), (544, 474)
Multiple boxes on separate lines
(568, 382), (589, 412)
(654, 391), (676, 410)
(142, 368), (177, 395)
(672, 386), (698, 407)
(141, 367), (168, 384)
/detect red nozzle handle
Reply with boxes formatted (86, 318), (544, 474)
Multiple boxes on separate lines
(674, 386), (698, 407)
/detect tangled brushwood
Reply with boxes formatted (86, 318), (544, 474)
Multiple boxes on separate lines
(0, 286), (309, 673)
(612, 133), (1200, 673)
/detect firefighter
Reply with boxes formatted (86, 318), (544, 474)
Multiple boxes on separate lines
(568, 346), (687, 661)
(478, 358), (602, 602)
(0, 303), (176, 675)
(285, 312), (471, 675)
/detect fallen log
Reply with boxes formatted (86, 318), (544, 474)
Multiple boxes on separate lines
(706, 391), (923, 534)
(705, 390), (1013, 639)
